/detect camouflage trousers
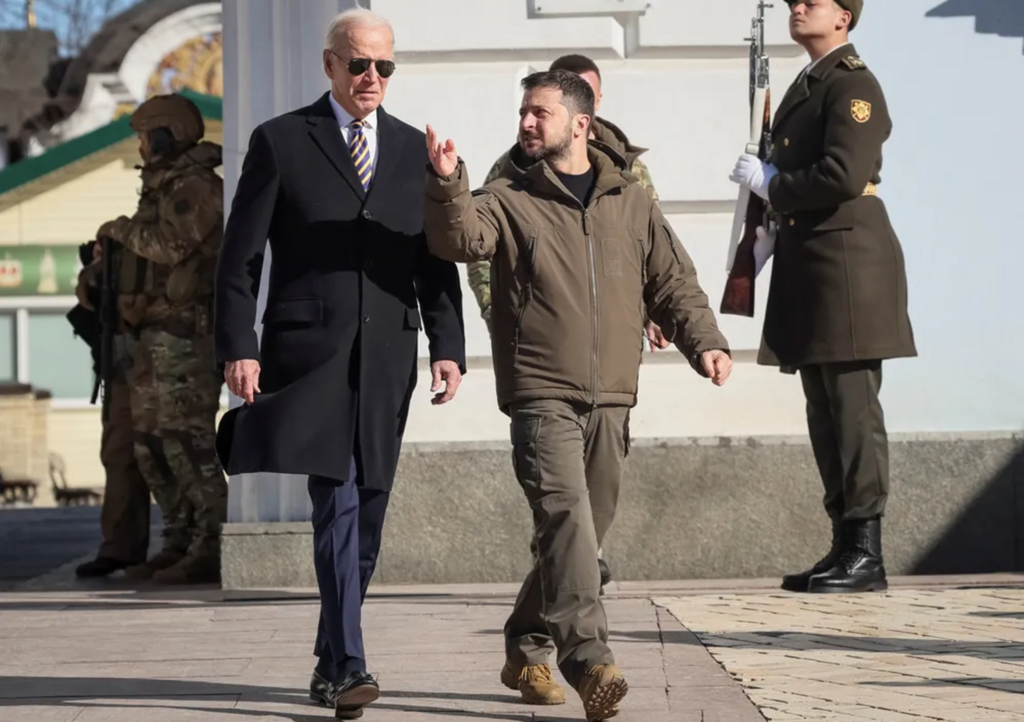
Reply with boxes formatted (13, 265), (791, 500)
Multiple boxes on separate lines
(121, 328), (226, 560)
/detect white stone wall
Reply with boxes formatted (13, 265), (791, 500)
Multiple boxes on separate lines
(220, 0), (1024, 520)
(376, 0), (806, 357)
(220, 0), (815, 522)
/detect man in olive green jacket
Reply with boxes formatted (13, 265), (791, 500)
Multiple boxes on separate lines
(466, 56), (665, 596)
(424, 70), (732, 722)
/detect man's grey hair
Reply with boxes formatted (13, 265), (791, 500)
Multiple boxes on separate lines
(325, 6), (395, 51)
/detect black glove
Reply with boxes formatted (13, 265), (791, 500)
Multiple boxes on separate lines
(78, 241), (96, 266)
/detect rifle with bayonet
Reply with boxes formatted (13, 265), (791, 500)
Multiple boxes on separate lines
(721, 0), (773, 317)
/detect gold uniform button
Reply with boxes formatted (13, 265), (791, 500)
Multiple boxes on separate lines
(784, 138), (790, 146)
(789, 218), (795, 226)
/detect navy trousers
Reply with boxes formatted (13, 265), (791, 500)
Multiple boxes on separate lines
(308, 456), (390, 679)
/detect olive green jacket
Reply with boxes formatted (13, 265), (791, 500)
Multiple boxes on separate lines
(424, 142), (727, 412)
(468, 117), (658, 332)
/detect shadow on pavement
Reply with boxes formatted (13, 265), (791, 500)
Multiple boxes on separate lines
(471, 626), (702, 646)
(678, 630), (1024, 664)
(969, 610), (1024, 619)
(868, 678), (1024, 695)
(0, 677), (535, 721)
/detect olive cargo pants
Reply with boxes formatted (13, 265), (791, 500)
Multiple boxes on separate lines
(799, 360), (889, 521)
(503, 398), (629, 688)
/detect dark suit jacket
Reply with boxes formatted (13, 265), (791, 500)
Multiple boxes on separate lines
(213, 92), (467, 491)
(760, 43), (916, 368)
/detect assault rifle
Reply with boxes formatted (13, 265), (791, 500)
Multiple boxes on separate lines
(95, 236), (115, 422)
(721, 0), (773, 317)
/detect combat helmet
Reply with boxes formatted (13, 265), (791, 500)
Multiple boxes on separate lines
(129, 93), (205, 158)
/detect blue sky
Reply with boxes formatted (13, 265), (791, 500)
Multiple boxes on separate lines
(0, 0), (143, 56)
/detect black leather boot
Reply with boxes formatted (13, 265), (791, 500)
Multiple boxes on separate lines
(781, 517), (844, 592)
(75, 557), (131, 578)
(808, 516), (888, 593)
(598, 558), (611, 596)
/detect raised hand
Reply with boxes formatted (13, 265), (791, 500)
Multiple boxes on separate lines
(426, 124), (459, 177)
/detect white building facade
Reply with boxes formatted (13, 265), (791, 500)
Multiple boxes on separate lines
(218, 0), (1024, 583)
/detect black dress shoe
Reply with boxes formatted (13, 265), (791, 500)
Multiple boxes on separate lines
(333, 671), (380, 720)
(781, 517), (845, 592)
(309, 668), (334, 707)
(75, 557), (131, 578)
(808, 516), (888, 594)
(598, 557), (612, 596)
(598, 558), (612, 589)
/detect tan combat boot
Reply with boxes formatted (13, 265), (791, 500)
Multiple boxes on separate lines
(152, 553), (220, 585)
(500, 662), (566, 705)
(123, 548), (186, 581)
(576, 664), (628, 721)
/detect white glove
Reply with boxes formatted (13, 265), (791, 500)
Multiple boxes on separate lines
(729, 153), (778, 201)
(753, 222), (777, 277)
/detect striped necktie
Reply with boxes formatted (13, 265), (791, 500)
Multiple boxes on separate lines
(348, 119), (372, 190)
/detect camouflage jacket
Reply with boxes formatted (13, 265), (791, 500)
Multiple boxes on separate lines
(100, 141), (224, 335)
(467, 117), (658, 333)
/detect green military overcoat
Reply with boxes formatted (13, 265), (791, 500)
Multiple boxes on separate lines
(760, 43), (917, 368)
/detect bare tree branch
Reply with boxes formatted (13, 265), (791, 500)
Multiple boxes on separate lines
(0, 0), (138, 55)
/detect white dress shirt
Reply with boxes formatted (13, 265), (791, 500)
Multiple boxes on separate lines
(328, 93), (379, 172)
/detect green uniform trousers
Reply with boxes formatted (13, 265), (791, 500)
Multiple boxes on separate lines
(799, 360), (889, 521)
(503, 398), (629, 688)
(97, 377), (151, 564)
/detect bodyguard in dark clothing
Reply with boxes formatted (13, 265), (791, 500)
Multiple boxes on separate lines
(729, 0), (916, 594)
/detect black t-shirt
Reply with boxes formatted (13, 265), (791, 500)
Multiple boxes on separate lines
(554, 165), (595, 207)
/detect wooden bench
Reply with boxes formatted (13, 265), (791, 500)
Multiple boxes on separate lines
(49, 452), (103, 507)
(0, 469), (38, 506)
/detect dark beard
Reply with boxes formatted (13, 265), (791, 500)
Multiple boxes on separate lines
(520, 128), (572, 163)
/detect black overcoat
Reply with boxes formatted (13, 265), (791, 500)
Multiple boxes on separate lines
(213, 92), (466, 490)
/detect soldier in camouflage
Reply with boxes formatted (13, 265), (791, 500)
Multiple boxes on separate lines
(94, 93), (227, 584)
(468, 54), (664, 348)
(72, 241), (152, 579)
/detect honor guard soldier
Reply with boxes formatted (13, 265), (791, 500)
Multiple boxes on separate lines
(729, 0), (917, 594)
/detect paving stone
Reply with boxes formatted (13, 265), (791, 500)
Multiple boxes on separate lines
(0, 589), (766, 722)
(659, 587), (1024, 722)
(0, 705), (86, 722)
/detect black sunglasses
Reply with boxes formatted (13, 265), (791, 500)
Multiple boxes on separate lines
(329, 51), (396, 78)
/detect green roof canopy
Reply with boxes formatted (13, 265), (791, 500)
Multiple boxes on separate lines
(0, 89), (222, 197)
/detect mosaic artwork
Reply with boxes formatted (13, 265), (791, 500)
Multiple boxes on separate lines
(146, 32), (223, 98)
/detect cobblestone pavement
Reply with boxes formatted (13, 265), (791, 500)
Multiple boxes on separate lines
(0, 587), (764, 722)
(658, 586), (1024, 721)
